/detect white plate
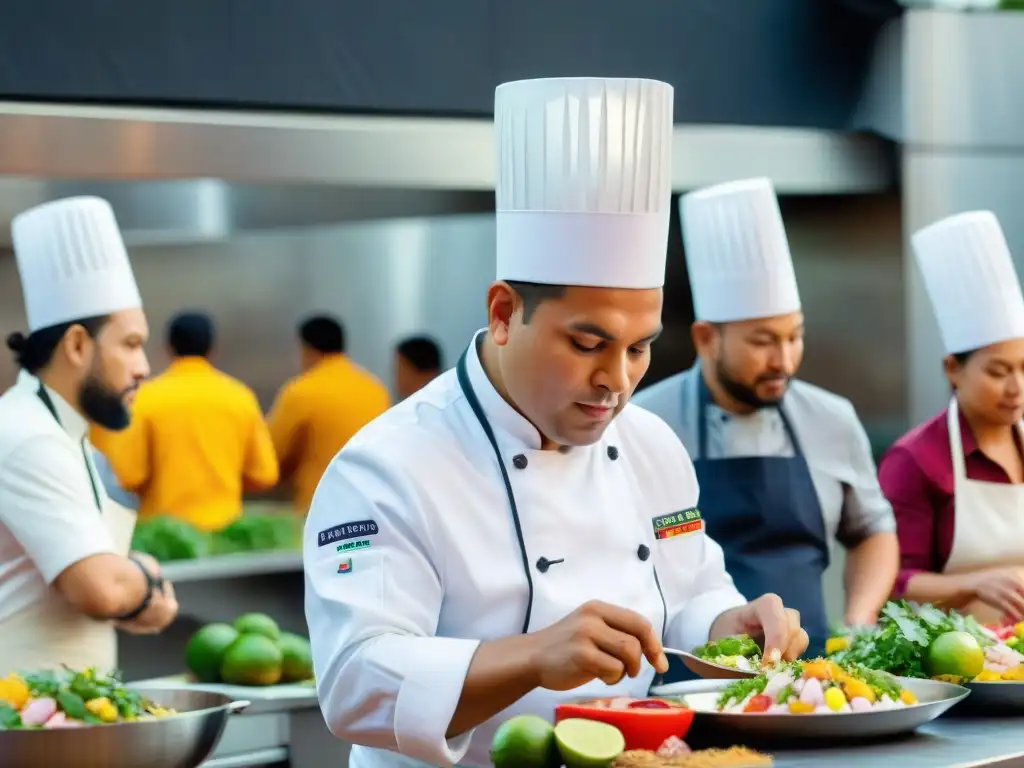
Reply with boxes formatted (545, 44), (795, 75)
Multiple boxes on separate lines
(654, 677), (968, 741)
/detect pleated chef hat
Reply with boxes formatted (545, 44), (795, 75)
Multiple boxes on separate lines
(12, 197), (142, 333)
(681, 177), (800, 323)
(912, 210), (1024, 355)
(494, 77), (674, 289)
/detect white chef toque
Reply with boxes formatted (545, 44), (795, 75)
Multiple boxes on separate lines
(494, 77), (674, 289)
(12, 196), (142, 333)
(681, 177), (801, 323)
(911, 210), (1024, 355)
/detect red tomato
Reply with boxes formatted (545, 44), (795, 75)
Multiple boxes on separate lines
(743, 695), (773, 714)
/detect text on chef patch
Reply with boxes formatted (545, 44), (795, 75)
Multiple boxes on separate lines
(652, 508), (702, 540)
(318, 520), (379, 547)
(336, 539), (371, 553)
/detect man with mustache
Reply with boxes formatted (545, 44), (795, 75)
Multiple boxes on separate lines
(304, 80), (807, 768)
(0, 197), (179, 676)
(634, 178), (898, 661)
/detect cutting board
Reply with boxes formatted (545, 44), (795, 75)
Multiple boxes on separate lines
(132, 673), (318, 702)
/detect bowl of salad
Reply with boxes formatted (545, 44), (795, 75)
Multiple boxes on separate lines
(0, 667), (249, 768)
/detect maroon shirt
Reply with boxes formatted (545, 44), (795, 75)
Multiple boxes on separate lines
(878, 408), (1016, 596)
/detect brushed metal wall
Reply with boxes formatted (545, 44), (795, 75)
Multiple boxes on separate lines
(0, 196), (904, 440)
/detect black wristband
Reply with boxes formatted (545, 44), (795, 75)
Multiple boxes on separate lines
(114, 556), (161, 621)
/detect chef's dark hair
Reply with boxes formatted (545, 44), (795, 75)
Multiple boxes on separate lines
(951, 349), (977, 365)
(168, 311), (214, 357)
(5, 315), (110, 375)
(396, 335), (443, 372)
(505, 281), (567, 323)
(300, 315), (345, 354)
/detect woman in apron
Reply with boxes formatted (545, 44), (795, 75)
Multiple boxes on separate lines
(878, 211), (1024, 625)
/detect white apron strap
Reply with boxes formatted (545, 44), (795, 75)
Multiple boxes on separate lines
(947, 397), (969, 488)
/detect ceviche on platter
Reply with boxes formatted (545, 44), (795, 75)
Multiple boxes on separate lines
(0, 668), (175, 729)
(716, 659), (917, 715)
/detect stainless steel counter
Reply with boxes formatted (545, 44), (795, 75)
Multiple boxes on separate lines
(161, 551), (302, 583)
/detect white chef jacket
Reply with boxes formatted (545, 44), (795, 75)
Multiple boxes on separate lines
(304, 333), (746, 768)
(632, 363), (896, 550)
(0, 372), (119, 622)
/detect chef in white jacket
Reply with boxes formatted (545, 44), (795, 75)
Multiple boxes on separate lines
(304, 78), (809, 768)
(0, 197), (178, 675)
(633, 179), (898, 659)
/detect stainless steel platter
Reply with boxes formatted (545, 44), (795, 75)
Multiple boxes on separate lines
(0, 686), (249, 768)
(651, 677), (969, 742)
(962, 681), (1024, 711)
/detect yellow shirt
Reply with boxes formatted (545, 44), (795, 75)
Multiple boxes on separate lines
(91, 357), (279, 531)
(267, 355), (390, 513)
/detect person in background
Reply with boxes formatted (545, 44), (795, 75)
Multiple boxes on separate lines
(395, 335), (444, 400)
(879, 211), (1024, 624)
(0, 197), (178, 675)
(267, 314), (390, 513)
(93, 312), (279, 532)
(633, 178), (898, 659)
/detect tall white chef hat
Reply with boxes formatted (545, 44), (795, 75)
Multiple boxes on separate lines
(494, 77), (674, 289)
(912, 210), (1024, 355)
(681, 177), (801, 323)
(12, 196), (142, 333)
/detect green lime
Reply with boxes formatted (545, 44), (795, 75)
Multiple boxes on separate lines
(185, 623), (239, 683)
(233, 612), (281, 641)
(927, 631), (985, 682)
(490, 714), (559, 768)
(554, 718), (625, 768)
(278, 632), (314, 682)
(220, 633), (284, 686)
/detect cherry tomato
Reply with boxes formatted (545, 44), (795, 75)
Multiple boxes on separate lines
(743, 695), (772, 713)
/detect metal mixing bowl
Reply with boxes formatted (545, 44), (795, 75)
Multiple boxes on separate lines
(0, 686), (250, 768)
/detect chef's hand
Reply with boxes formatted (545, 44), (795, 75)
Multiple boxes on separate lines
(710, 593), (807, 663)
(115, 573), (179, 635)
(129, 552), (163, 577)
(969, 568), (1024, 621)
(528, 600), (669, 690)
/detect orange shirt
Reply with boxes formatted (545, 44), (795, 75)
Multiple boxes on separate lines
(91, 357), (279, 531)
(267, 355), (390, 513)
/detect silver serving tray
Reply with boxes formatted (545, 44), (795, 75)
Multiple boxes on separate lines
(651, 677), (969, 742)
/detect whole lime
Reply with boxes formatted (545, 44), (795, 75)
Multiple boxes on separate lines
(220, 633), (284, 686)
(278, 632), (314, 682)
(185, 623), (240, 683)
(233, 612), (281, 641)
(927, 631), (985, 682)
(490, 714), (560, 768)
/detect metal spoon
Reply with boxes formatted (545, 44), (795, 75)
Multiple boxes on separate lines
(662, 647), (759, 680)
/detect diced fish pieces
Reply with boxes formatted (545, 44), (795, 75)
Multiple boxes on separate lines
(764, 671), (794, 699)
(849, 697), (873, 712)
(767, 703), (789, 714)
(608, 698), (632, 710)
(656, 736), (691, 758)
(799, 678), (824, 707)
(44, 712), (83, 729)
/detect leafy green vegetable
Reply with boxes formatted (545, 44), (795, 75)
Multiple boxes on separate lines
(208, 514), (300, 556)
(131, 516), (209, 562)
(0, 705), (21, 729)
(829, 600), (992, 679)
(717, 675), (768, 709)
(775, 683), (793, 704)
(693, 634), (760, 660)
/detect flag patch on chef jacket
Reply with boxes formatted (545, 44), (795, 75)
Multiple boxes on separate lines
(653, 508), (702, 540)
(318, 519), (379, 547)
(337, 558), (353, 574)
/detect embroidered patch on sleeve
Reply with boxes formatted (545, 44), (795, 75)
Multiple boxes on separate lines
(318, 520), (379, 547)
(652, 508), (703, 540)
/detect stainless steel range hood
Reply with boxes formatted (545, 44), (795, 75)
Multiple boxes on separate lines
(0, 100), (895, 246)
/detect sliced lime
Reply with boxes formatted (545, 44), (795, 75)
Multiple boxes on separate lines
(554, 718), (625, 768)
